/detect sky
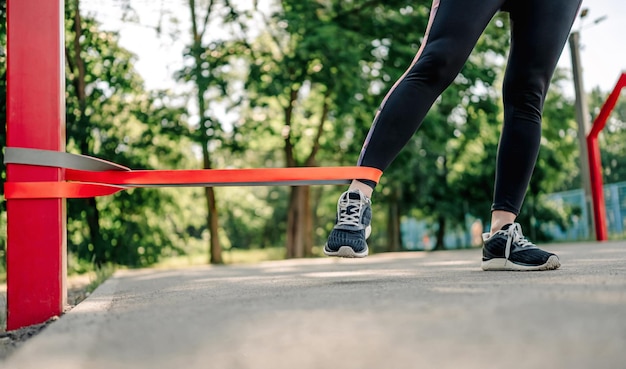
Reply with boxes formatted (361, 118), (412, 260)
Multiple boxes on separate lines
(560, 0), (626, 93)
(82, 0), (626, 95)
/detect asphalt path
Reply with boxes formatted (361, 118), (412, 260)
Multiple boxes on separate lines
(5, 241), (626, 369)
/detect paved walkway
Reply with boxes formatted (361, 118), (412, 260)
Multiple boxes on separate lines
(5, 241), (626, 369)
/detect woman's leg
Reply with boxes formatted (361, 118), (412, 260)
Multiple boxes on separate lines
(329, 0), (505, 258)
(490, 0), (582, 233)
(353, 0), (505, 197)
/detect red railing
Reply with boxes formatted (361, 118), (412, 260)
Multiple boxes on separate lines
(586, 72), (626, 241)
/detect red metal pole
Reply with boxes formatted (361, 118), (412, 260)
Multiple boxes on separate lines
(586, 136), (608, 241)
(586, 72), (626, 242)
(6, 0), (66, 330)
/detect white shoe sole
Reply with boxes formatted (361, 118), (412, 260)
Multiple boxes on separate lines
(481, 255), (561, 271)
(323, 225), (371, 258)
(324, 245), (369, 258)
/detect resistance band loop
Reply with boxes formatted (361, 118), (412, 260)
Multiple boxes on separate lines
(3, 148), (382, 199)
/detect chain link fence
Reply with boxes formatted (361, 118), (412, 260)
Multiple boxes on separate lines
(401, 182), (626, 249)
(544, 181), (626, 241)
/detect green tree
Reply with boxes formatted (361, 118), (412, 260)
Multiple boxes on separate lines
(65, 0), (196, 267)
(242, 0), (434, 257)
(174, 0), (254, 264)
(589, 86), (626, 184)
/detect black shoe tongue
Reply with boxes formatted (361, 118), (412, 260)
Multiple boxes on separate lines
(348, 192), (361, 200)
(500, 223), (513, 231)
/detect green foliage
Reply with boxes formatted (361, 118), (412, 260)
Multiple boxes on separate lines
(589, 87), (626, 184)
(243, 0), (430, 165)
(2, 0), (615, 270)
(63, 2), (201, 267)
(239, 1), (450, 252)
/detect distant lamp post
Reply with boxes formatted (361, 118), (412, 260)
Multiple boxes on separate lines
(568, 8), (607, 239)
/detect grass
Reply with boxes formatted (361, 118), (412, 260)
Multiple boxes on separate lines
(154, 246), (290, 268)
(83, 263), (116, 294)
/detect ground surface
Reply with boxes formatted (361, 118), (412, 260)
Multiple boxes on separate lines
(0, 275), (93, 360)
(3, 241), (626, 369)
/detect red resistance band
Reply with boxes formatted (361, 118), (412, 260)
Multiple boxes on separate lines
(3, 149), (382, 199)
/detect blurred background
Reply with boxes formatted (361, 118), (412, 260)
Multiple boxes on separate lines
(1, 0), (624, 277)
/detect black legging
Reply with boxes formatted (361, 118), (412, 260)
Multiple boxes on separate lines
(357, 0), (581, 215)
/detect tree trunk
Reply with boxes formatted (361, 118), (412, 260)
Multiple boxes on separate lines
(387, 194), (401, 252)
(85, 198), (106, 266)
(286, 188), (298, 258)
(307, 187), (324, 257)
(70, 2), (105, 265)
(283, 90), (329, 258)
(434, 216), (446, 251)
(202, 143), (222, 264)
(205, 186), (222, 264)
(284, 86), (300, 259)
(303, 186), (313, 257)
(529, 194), (537, 241)
(189, 0), (222, 264)
(286, 186), (311, 258)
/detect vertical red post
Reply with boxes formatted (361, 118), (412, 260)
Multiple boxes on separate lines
(6, 0), (66, 330)
(586, 137), (608, 241)
(586, 73), (626, 242)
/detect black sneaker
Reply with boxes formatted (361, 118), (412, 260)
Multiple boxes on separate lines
(481, 223), (560, 271)
(324, 189), (372, 258)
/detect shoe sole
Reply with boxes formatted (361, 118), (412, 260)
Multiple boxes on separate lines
(481, 255), (561, 271)
(323, 245), (368, 258)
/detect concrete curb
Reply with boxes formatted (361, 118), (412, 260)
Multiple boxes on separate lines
(5, 275), (120, 369)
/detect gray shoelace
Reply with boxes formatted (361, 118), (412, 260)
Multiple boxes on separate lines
(504, 222), (533, 260)
(337, 194), (364, 228)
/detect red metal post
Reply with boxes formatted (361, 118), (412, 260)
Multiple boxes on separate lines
(587, 137), (608, 241)
(6, 0), (66, 330)
(586, 72), (626, 242)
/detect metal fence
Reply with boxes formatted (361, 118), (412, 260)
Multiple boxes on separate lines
(544, 181), (626, 241)
(401, 181), (626, 249)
